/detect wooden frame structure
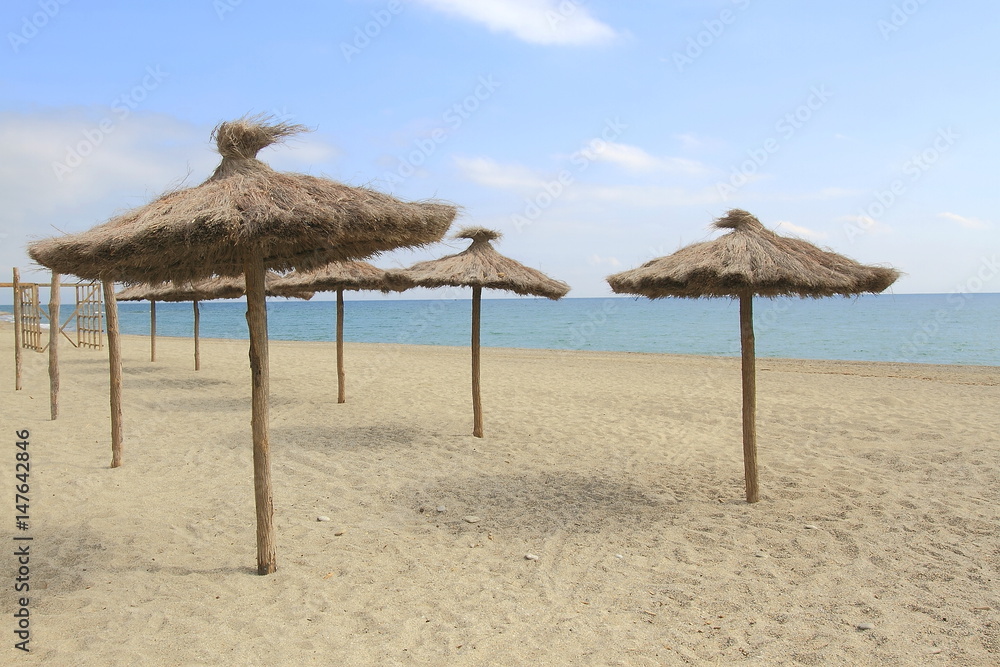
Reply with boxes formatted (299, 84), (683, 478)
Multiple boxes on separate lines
(4, 276), (104, 353)
(7, 272), (104, 400)
(17, 282), (44, 352)
(74, 282), (104, 349)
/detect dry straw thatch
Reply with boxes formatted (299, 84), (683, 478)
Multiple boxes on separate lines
(116, 277), (245, 303)
(607, 209), (900, 504)
(391, 227), (570, 298)
(392, 227), (570, 437)
(607, 209), (899, 299)
(267, 261), (396, 404)
(116, 275), (312, 369)
(28, 115), (457, 575)
(29, 114), (456, 284)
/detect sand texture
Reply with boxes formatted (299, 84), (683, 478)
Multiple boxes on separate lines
(2, 324), (999, 665)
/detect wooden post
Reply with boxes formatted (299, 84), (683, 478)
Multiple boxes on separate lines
(243, 250), (276, 575)
(471, 286), (484, 438)
(103, 281), (124, 468)
(336, 288), (345, 403)
(193, 299), (201, 371)
(150, 300), (156, 362)
(48, 273), (60, 420)
(739, 292), (759, 503)
(13, 268), (22, 391)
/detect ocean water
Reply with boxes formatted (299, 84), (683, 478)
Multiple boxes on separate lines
(4, 293), (998, 366)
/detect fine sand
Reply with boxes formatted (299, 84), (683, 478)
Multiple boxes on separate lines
(2, 324), (999, 665)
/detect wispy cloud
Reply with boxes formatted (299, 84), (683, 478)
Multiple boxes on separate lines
(939, 212), (988, 230)
(413, 0), (618, 45)
(587, 141), (713, 176)
(453, 155), (547, 190)
(836, 214), (892, 235)
(774, 220), (828, 240)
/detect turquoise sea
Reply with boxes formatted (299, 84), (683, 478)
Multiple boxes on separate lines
(5, 293), (999, 366)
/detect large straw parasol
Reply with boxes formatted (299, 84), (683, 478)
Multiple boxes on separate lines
(392, 227), (570, 437)
(607, 209), (900, 503)
(28, 115), (456, 574)
(268, 261), (393, 403)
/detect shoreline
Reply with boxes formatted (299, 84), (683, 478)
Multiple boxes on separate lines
(30, 324), (1000, 374)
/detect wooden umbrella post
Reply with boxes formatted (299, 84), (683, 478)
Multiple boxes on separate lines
(193, 299), (201, 371)
(103, 281), (124, 468)
(243, 250), (276, 575)
(336, 287), (345, 403)
(48, 273), (60, 420)
(739, 292), (759, 504)
(471, 285), (484, 438)
(13, 268), (23, 391)
(150, 300), (156, 362)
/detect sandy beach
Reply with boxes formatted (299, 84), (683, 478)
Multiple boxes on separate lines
(2, 323), (999, 665)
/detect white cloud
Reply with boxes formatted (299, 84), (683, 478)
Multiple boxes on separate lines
(774, 220), (828, 240)
(939, 212), (988, 230)
(835, 214), (892, 235)
(452, 155), (546, 190)
(587, 142), (712, 176)
(414, 0), (618, 45)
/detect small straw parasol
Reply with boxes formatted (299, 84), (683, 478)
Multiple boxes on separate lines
(391, 227), (570, 437)
(607, 209), (900, 503)
(29, 115), (456, 574)
(268, 261), (394, 403)
(116, 276), (244, 368)
(116, 274), (313, 369)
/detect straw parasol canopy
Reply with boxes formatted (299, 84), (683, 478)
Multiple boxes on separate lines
(116, 274), (313, 369)
(392, 227), (570, 437)
(30, 117), (457, 284)
(28, 115), (457, 574)
(607, 208), (900, 503)
(267, 261), (395, 403)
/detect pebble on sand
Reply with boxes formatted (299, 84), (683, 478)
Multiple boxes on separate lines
(463, 516), (480, 523)
(317, 516), (331, 522)
(525, 553), (539, 561)
(857, 623), (874, 631)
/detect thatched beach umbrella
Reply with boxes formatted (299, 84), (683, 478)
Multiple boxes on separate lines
(607, 209), (900, 503)
(28, 115), (456, 574)
(268, 261), (393, 403)
(392, 227), (570, 437)
(119, 274), (312, 369)
(117, 276), (244, 368)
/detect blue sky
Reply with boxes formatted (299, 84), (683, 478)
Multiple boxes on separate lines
(2, 0), (998, 299)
